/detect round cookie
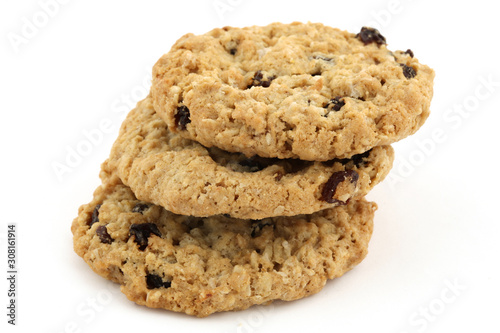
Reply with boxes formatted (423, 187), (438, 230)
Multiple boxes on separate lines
(151, 22), (434, 160)
(71, 167), (375, 317)
(108, 96), (393, 219)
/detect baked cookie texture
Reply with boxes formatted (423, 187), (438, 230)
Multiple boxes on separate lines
(152, 22), (434, 161)
(108, 96), (394, 219)
(71, 166), (375, 317)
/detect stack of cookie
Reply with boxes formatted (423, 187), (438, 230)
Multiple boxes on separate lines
(72, 22), (434, 317)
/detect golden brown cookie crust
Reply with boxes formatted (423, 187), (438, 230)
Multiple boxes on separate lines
(72, 167), (375, 317)
(108, 96), (393, 219)
(152, 22), (434, 160)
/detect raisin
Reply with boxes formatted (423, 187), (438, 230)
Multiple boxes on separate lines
(88, 204), (101, 227)
(247, 70), (276, 88)
(321, 170), (359, 204)
(251, 220), (274, 238)
(146, 274), (171, 289)
(356, 27), (386, 46)
(325, 97), (345, 113)
(229, 48), (237, 55)
(175, 105), (191, 130)
(96, 225), (113, 244)
(400, 63), (416, 79)
(132, 203), (149, 214)
(404, 49), (414, 58)
(129, 223), (162, 251)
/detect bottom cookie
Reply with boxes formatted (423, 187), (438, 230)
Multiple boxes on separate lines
(71, 165), (375, 317)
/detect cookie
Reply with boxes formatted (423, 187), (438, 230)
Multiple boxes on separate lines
(151, 22), (434, 160)
(71, 166), (375, 317)
(108, 96), (393, 219)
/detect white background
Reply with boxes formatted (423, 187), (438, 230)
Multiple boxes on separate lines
(1, 0), (499, 332)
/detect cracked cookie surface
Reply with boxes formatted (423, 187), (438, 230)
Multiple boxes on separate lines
(71, 167), (375, 317)
(152, 21), (434, 160)
(108, 96), (393, 219)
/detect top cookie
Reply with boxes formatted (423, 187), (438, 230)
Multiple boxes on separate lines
(152, 22), (434, 160)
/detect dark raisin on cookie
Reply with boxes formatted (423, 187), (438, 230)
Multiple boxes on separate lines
(404, 49), (414, 58)
(146, 274), (171, 289)
(274, 170), (284, 181)
(400, 63), (417, 79)
(324, 97), (345, 113)
(129, 223), (162, 251)
(96, 225), (113, 244)
(132, 203), (149, 214)
(229, 48), (237, 55)
(175, 105), (191, 130)
(321, 170), (359, 204)
(356, 27), (386, 46)
(88, 204), (101, 227)
(247, 70), (276, 88)
(251, 220), (274, 238)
